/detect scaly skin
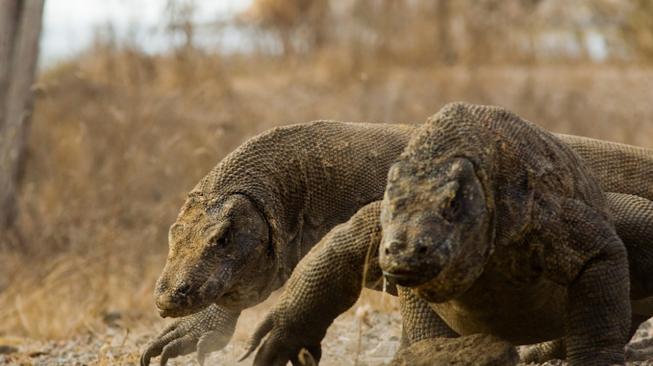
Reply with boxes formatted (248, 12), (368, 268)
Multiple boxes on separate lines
(250, 103), (653, 365)
(143, 118), (653, 365)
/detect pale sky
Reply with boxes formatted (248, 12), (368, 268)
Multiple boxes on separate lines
(40, 0), (608, 65)
(41, 0), (252, 64)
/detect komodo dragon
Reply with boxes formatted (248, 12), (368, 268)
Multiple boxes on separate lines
(142, 118), (653, 365)
(243, 103), (653, 366)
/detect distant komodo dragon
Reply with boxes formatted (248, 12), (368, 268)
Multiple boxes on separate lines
(141, 117), (653, 365)
(243, 103), (653, 366)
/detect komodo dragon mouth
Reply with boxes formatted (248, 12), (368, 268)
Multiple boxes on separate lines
(156, 264), (257, 318)
(156, 250), (272, 318)
(155, 274), (230, 318)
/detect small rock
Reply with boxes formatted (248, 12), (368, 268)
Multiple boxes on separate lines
(390, 334), (519, 366)
(29, 350), (49, 357)
(0, 345), (17, 355)
(626, 337), (653, 361)
(102, 311), (123, 328)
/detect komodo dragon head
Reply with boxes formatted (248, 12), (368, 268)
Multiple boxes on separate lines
(379, 103), (497, 303)
(153, 194), (274, 317)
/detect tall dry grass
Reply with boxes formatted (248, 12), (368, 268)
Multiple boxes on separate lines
(1, 36), (653, 340)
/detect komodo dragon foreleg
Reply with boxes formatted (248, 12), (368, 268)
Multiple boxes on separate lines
(609, 193), (653, 300)
(240, 201), (385, 366)
(537, 199), (630, 365)
(521, 191), (653, 363)
(243, 192), (653, 365)
(141, 306), (240, 365)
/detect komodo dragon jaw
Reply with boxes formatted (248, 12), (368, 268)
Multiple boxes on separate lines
(155, 258), (235, 318)
(154, 194), (274, 318)
(380, 156), (494, 303)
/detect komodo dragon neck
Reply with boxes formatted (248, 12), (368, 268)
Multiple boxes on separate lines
(188, 121), (414, 283)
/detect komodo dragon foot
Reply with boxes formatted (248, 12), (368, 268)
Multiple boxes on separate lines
(140, 304), (239, 366)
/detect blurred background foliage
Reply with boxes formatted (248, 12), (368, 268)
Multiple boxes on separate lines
(1, 0), (653, 340)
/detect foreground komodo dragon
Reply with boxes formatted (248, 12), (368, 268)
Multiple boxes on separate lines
(244, 103), (653, 366)
(142, 118), (653, 365)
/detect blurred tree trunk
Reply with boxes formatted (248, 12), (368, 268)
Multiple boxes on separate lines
(0, 0), (45, 245)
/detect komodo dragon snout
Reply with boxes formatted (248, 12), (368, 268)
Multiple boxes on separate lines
(154, 194), (272, 318)
(379, 157), (493, 303)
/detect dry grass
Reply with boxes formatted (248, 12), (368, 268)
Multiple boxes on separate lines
(1, 43), (653, 342)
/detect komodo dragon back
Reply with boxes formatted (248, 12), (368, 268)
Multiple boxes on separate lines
(558, 134), (653, 201)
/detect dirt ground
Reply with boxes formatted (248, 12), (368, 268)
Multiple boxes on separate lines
(2, 291), (652, 366)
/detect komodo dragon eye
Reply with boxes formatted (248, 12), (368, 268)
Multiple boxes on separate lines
(442, 192), (462, 222)
(209, 230), (231, 248)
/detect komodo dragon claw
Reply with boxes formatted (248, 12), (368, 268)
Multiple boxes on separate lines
(140, 304), (239, 366)
(239, 312), (322, 366)
(238, 313), (273, 362)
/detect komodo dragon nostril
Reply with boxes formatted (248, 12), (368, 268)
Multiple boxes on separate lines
(176, 283), (192, 297)
(385, 239), (406, 256)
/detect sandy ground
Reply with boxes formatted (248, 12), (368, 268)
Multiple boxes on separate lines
(0, 307), (403, 366)
(1, 297), (652, 366)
